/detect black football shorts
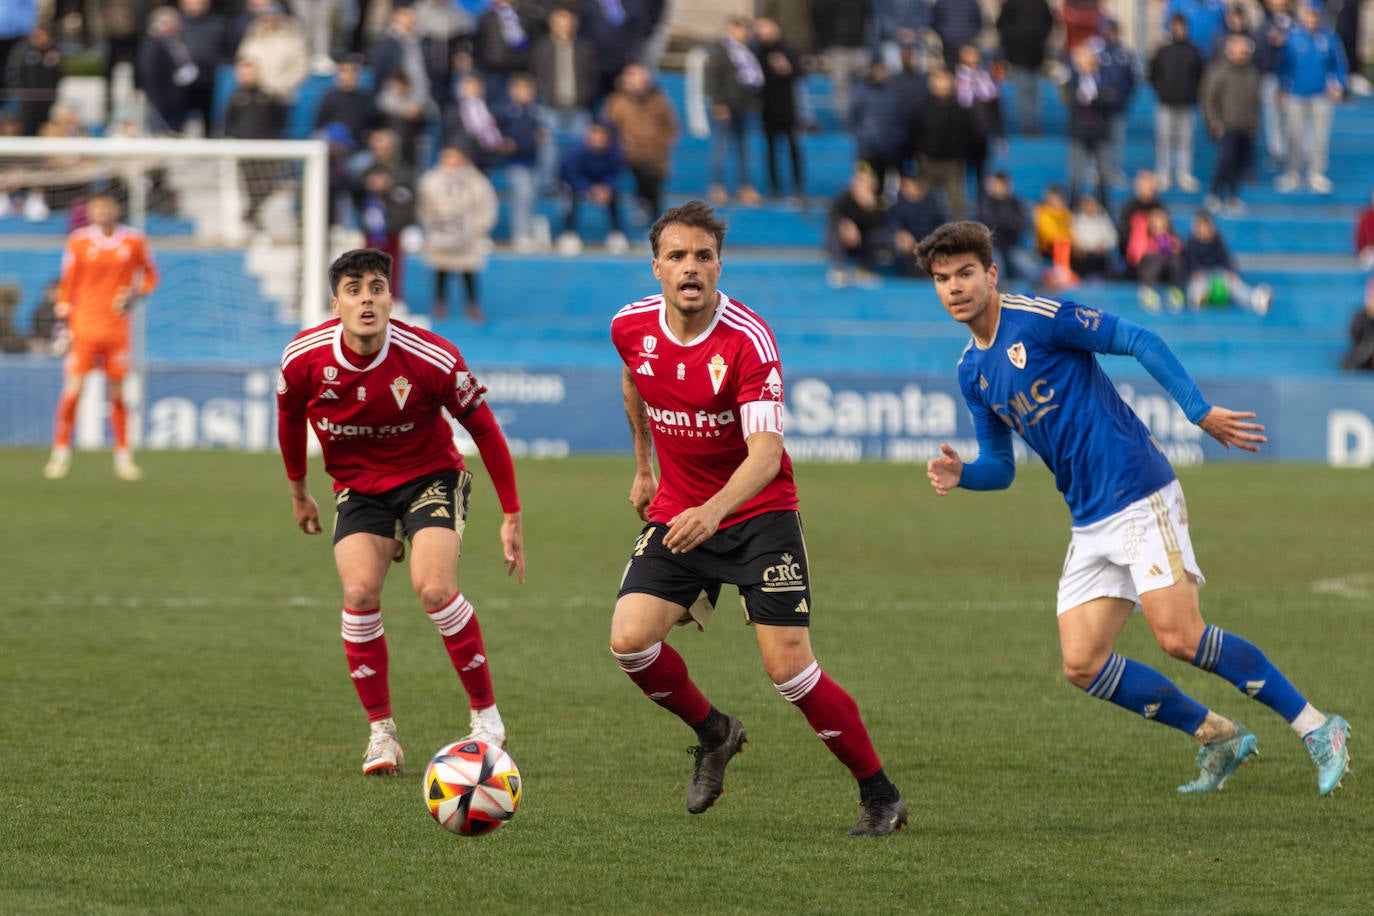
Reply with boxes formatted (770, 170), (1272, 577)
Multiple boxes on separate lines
(333, 469), (472, 547)
(618, 510), (813, 627)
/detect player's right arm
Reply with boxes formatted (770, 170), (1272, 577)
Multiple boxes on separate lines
(276, 349), (321, 535)
(622, 366), (657, 521)
(929, 367), (1015, 495)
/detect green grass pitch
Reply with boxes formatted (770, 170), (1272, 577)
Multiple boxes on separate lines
(2, 450), (1371, 914)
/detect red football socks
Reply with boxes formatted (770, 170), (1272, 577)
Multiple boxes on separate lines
(614, 641), (712, 725)
(341, 607), (390, 722)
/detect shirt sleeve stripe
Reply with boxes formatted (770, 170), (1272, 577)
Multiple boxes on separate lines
(391, 325), (457, 370)
(719, 302), (779, 363)
(281, 328), (335, 369)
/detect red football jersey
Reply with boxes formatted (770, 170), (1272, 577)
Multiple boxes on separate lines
(611, 291), (797, 528)
(277, 318), (485, 493)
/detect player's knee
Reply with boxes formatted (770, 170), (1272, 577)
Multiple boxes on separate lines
(414, 582), (453, 612)
(1154, 629), (1198, 662)
(1062, 659), (1100, 689)
(608, 625), (653, 657)
(341, 582), (382, 610)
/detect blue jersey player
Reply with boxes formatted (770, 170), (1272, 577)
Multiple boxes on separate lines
(916, 221), (1350, 795)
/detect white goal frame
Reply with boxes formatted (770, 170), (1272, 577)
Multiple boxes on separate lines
(0, 135), (331, 326)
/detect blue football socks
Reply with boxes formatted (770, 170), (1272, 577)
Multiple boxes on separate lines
(1084, 653), (1209, 734)
(1192, 625), (1308, 722)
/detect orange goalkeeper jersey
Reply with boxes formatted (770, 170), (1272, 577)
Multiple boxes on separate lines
(58, 225), (159, 341)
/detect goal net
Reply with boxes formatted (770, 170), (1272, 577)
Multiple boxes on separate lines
(0, 136), (328, 450)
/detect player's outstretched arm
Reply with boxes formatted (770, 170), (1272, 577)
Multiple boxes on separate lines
(622, 367), (657, 520)
(926, 443), (963, 496)
(500, 511), (525, 583)
(1198, 406), (1267, 452)
(288, 478), (322, 534)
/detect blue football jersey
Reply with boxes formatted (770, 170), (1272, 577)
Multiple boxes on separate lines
(956, 294), (1176, 525)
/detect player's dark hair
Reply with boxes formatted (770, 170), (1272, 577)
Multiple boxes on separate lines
(914, 220), (994, 274)
(649, 200), (727, 257)
(329, 248), (393, 293)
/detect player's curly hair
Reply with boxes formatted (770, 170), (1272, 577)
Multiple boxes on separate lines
(914, 220), (994, 275)
(649, 201), (728, 257)
(329, 248), (394, 293)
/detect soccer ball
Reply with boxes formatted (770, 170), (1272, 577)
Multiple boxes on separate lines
(423, 739), (522, 836)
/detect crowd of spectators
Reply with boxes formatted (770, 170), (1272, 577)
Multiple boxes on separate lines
(0, 0), (1371, 329)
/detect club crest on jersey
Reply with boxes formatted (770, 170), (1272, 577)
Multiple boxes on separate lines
(760, 366), (783, 401)
(390, 376), (412, 409)
(1007, 342), (1027, 370)
(277, 373), (287, 395)
(708, 354), (728, 394)
(676, 362), (686, 380)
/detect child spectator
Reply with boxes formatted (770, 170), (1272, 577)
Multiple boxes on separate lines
(1033, 185), (1073, 259)
(1183, 210), (1272, 313)
(556, 121), (627, 256)
(1070, 193), (1119, 280)
(1131, 205), (1187, 313)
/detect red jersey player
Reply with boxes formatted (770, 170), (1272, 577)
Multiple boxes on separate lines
(609, 201), (908, 835)
(44, 192), (159, 481)
(277, 248), (524, 776)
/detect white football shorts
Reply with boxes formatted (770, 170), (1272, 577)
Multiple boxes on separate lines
(1055, 479), (1206, 616)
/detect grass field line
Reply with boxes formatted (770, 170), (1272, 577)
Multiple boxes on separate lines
(1311, 573), (1374, 600)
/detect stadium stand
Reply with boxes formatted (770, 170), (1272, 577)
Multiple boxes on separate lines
(2, 66), (1370, 378)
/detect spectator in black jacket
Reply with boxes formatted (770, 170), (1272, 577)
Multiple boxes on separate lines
(977, 171), (1041, 282)
(178, 0), (231, 134)
(223, 56), (288, 233)
(849, 58), (906, 195)
(314, 55), (378, 145)
(136, 7), (199, 134)
(811, 0), (869, 121)
(1150, 14), (1205, 192)
(996, 0), (1055, 135)
(914, 68), (974, 219)
(825, 168), (888, 288)
(754, 17), (805, 203)
(472, 0), (544, 103)
(889, 172), (951, 277)
(578, 0), (651, 103)
(1341, 277), (1374, 370)
(4, 22), (61, 136)
(931, 0), (984, 70)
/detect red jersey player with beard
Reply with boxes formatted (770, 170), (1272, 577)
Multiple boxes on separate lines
(609, 201), (907, 835)
(277, 248), (524, 776)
